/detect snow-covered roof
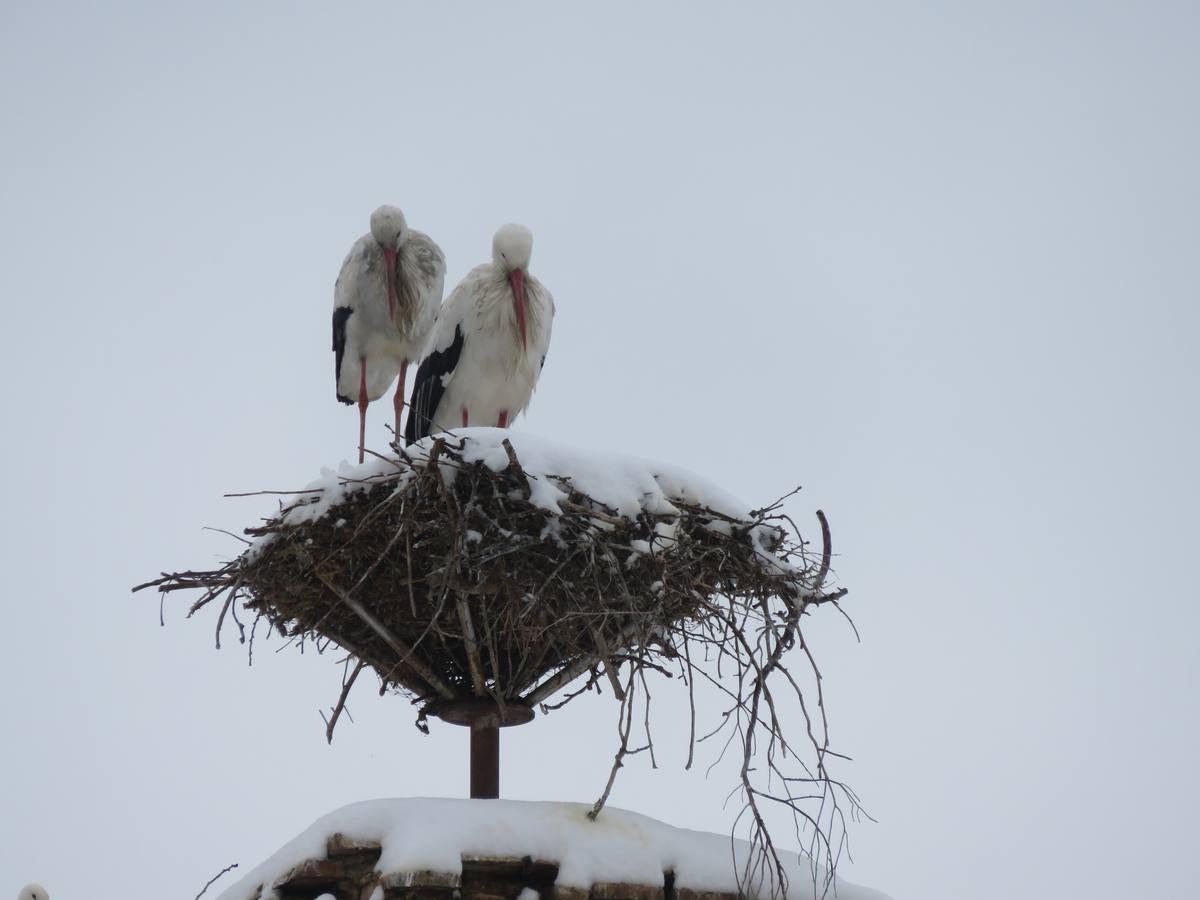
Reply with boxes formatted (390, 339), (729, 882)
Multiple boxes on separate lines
(217, 798), (890, 900)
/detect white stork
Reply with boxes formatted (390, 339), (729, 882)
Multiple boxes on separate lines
(18, 886), (49, 900)
(405, 223), (554, 442)
(333, 205), (445, 462)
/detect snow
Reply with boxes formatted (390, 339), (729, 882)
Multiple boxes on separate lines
(249, 429), (786, 565)
(215, 798), (890, 900)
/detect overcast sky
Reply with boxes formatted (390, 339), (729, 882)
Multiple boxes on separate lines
(2, 2), (1198, 899)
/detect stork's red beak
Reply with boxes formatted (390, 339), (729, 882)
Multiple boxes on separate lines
(508, 268), (527, 351)
(383, 247), (398, 322)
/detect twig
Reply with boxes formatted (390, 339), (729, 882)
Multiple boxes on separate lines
(523, 620), (645, 706)
(194, 862), (238, 900)
(223, 488), (325, 497)
(501, 438), (532, 499)
(587, 667), (641, 820)
(314, 572), (455, 700)
(201, 526), (251, 545)
(813, 509), (832, 594)
(456, 594), (487, 697)
(589, 625), (626, 701)
(323, 657), (366, 743)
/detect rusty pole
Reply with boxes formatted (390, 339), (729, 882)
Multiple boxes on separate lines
(469, 721), (500, 799)
(433, 699), (531, 800)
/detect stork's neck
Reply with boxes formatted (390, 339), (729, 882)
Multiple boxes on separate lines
(476, 269), (543, 358)
(377, 242), (417, 334)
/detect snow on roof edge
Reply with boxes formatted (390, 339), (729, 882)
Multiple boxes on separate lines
(215, 797), (890, 900)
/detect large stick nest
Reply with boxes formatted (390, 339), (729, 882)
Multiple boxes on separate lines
(143, 436), (839, 715)
(137, 432), (860, 898)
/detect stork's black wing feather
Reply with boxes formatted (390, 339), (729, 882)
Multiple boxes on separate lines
(332, 306), (354, 404)
(404, 325), (465, 444)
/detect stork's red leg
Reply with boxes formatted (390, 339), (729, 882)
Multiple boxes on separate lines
(461, 407), (469, 428)
(497, 410), (509, 428)
(357, 357), (368, 464)
(393, 361), (408, 445)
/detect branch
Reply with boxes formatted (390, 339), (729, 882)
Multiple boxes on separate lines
(589, 625), (626, 701)
(314, 571), (455, 701)
(813, 509), (832, 594)
(588, 666), (641, 820)
(523, 620), (645, 706)
(501, 438), (532, 499)
(194, 862), (238, 900)
(323, 657), (366, 743)
(456, 594), (487, 697)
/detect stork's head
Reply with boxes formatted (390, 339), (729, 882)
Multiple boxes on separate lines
(493, 223), (533, 271)
(19, 885), (49, 900)
(369, 205), (409, 250)
(493, 224), (533, 351)
(369, 205), (409, 321)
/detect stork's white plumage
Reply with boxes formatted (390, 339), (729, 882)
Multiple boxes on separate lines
(405, 224), (554, 443)
(18, 885), (49, 900)
(333, 205), (445, 462)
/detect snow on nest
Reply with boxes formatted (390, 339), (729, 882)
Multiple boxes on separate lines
(250, 429), (786, 563)
(216, 798), (890, 900)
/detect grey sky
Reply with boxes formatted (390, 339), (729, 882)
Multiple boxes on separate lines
(2, 2), (1197, 898)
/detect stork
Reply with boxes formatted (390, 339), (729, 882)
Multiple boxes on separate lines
(333, 205), (445, 462)
(18, 886), (49, 900)
(405, 224), (554, 443)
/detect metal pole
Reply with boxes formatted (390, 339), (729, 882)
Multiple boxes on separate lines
(434, 699), (530, 799)
(470, 722), (500, 799)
